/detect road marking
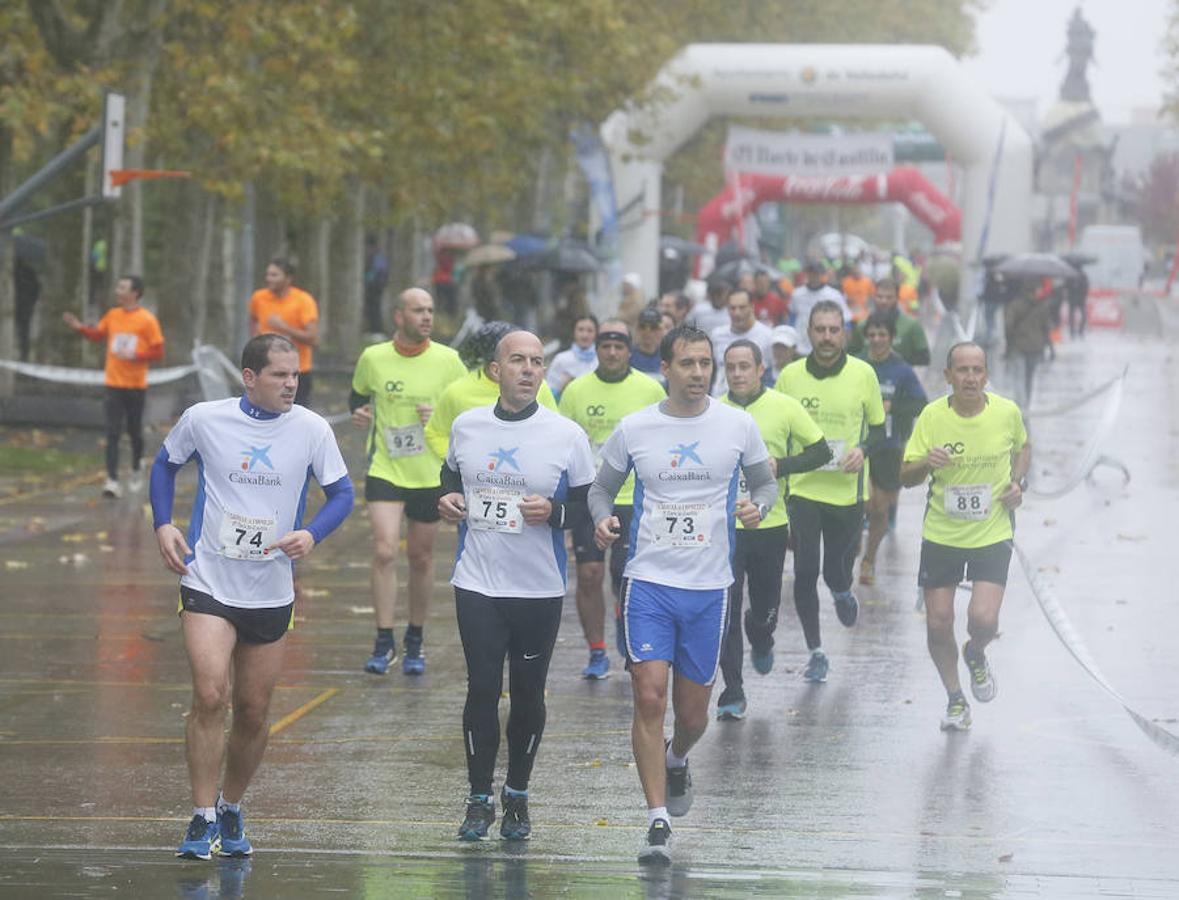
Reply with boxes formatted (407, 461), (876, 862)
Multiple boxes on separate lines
(269, 687), (340, 736)
(0, 729), (629, 747)
(0, 471), (105, 507)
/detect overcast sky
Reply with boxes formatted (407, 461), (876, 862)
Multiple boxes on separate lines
(962, 0), (1171, 123)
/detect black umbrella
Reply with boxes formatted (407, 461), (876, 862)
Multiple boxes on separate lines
(517, 241), (602, 274)
(660, 235), (710, 259)
(996, 253), (1079, 280)
(981, 253), (1010, 268)
(1061, 251), (1098, 267)
(711, 259), (783, 283)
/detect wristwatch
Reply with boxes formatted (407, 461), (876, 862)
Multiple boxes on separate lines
(756, 503), (770, 521)
(1017, 476), (1028, 492)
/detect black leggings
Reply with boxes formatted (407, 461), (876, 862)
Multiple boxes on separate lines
(103, 387), (146, 479)
(455, 588), (563, 796)
(719, 525), (790, 699)
(787, 496), (863, 650)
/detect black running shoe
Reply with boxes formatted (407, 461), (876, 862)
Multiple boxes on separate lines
(638, 818), (672, 865)
(499, 789), (531, 841)
(457, 795), (495, 841)
(665, 745), (693, 817)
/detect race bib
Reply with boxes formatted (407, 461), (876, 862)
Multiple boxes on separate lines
(736, 475), (751, 505)
(384, 423), (425, 458)
(468, 487), (524, 534)
(651, 502), (710, 548)
(218, 512), (279, 560)
(945, 483), (991, 520)
(111, 333), (138, 356)
(819, 439), (847, 472)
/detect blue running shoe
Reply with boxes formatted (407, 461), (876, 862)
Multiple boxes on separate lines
(457, 795), (495, 841)
(803, 650), (829, 684)
(833, 590), (859, 627)
(217, 808), (252, 857)
(582, 648), (610, 680)
(751, 645), (774, 675)
(716, 697), (747, 720)
(176, 814), (221, 860)
(499, 789), (531, 841)
(364, 640), (397, 675)
(402, 635), (425, 676)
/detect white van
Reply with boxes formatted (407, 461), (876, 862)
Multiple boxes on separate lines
(1078, 225), (1146, 291)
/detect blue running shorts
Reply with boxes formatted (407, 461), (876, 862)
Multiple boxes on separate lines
(620, 577), (727, 685)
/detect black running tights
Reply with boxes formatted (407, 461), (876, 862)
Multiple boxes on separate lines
(455, 588), (563, 796)
(787, 496), (863, 650)
(103, 387), (145, 479)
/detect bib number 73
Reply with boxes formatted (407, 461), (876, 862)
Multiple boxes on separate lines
(651, 502), (710, 547)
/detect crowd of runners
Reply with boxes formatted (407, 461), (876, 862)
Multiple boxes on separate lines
(78, 258), (1032, 865)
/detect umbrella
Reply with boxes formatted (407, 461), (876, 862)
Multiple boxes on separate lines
(505, 234), (548, 257)
(433, 223), (479, 252)
(518, 242), (601, 274)
(981, 253), (1010, 268)
(463, 244), (516, 267)
(711, 258), (783, 283)
(660, 235), (710, 259)
(996, 253), (1079, 280)
(1061, 252), (1098, 267)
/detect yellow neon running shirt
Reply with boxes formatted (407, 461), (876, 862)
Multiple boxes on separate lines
(425, 367), (557, 460)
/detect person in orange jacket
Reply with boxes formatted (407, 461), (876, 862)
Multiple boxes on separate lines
(64, 274), (165, 498)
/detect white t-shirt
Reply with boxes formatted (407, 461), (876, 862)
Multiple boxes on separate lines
(709, 320), (774, 397)
(691, 301), (729, 335)
(599, 398), (769, 590)
(448, 405), (595, 598)
(163, 398), (349, 609)
(789, 285), (850, 353)
(546, 347), (598, 394)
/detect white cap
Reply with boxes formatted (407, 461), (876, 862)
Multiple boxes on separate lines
(770, 325), (800, 348)
(622, 272), (642, 290)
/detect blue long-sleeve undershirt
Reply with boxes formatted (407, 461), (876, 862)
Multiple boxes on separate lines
(150, 446), (354, 544)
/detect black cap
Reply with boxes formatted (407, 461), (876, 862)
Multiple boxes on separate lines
(637, 306), (663, 327)
(805, 260), (827, 274)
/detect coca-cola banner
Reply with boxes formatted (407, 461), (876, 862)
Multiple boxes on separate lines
(723, 126), (893, 178)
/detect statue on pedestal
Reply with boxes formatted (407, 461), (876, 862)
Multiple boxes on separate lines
(1060, 7), (1096, 103)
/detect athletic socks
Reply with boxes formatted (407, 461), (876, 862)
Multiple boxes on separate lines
(216, 793), (240, 816)
(503, 785), (527, 798)
(405, 624), (423, 642)
(589, 640), (607, 652)
(648, 806), (670, 827)
(665, 745), (688, 769)
(376, 627), (394, 650)
(195, 806), (216, 824)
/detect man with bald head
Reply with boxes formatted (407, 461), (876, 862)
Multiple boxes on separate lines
(439, 330), (595, 841)
(350, 287), (467, 675)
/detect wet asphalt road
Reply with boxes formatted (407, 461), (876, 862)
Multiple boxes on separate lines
(0, 297), (1177, 898)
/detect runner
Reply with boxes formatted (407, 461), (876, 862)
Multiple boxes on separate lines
(715, 339), (830, 720)
(775, 301), (886, 683)
(847, 277), (931, 366)
(857, 311), (927, 586)
(63, 274), (164, 498)
(901, 341), (1030, 732)
(248, 258), (319, 406)
(629, 307), (666, 381)
(424, 321), (556, 461)
(557, 319), (665, 678)
(709, 288), (774, 397)
(151, 333), (353, 859)
(788, 262), (850, 354)
(590, 324), (777, 865)
(438, 330), (595, 841)
(350, 288), (467, 675)
(546, 314), (599, 399)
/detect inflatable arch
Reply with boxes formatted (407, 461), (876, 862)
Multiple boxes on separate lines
(601, 44), (1032, 300)
(696, 166), (963, 255)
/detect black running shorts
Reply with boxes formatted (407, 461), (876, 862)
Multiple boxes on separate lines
(365, 475), (443, 523)
(178, 586), (294, 644)
(918, 539), (1013, 588)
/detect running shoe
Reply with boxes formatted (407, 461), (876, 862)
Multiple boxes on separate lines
(402, 635), (425, 676)
(128, 471), (144, 493)
(176, 814), (221, 860)
(716, 696), (747, 721)
(217, 808), (252, 857)
(665, 745), (693, 817)
(457, 795), (495, 841)
(102, 478), (122, 499)
(582, 648), (610, 680)
(940, 694), (972, 731)
(833, 589), (859, 627)
(638, 818), (672, 866)
(750, 644), (774, 676)
(499, 789), (531, 841)
(803, 649), (829, 683)
(962, 641), (997, 703)
(859, 559), (875, 586)
(364, 639), (398, 675)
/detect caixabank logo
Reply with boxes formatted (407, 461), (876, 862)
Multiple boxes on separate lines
(230, 445), (282, 485)
(659, 442), (710, 482)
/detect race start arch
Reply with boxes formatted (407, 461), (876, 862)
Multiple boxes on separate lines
(601, 44), (1032, 298)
